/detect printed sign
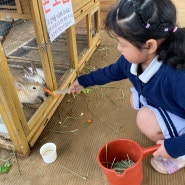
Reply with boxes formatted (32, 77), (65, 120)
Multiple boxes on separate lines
(42, 0), (75, 42)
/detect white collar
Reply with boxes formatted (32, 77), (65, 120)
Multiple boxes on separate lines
(130, 56), (162, 83)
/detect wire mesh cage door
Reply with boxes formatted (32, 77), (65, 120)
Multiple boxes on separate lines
(0, 43), (30, 154)
(0, 0), (101, 154)
(0, 0), (54, 153)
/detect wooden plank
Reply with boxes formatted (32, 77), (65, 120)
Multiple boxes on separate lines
(74, 0), (100, 23)
(100, 0), (117, 11)
(0, 12), (31, 19)
(0, 44), (30, 155)
(0, 5), (16, 10)
(72, 0), (92, 13)
(94, 5), (101, 36)
(19, 0), (31, 14)
(15, 0), (23, 14)
(86, 13), (93, 48)
(30, 0), (57, 90)
(66, 25), (78, 69)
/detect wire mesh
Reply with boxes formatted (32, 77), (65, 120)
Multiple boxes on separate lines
(0, 114), (10, 139)
(0, 0), (15, 8)
(0, 0), (100, 140)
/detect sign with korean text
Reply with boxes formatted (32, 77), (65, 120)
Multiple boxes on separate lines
(42, 0), (75, 42)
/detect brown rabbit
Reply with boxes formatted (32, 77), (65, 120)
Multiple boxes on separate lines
(14, 76), (47, 104)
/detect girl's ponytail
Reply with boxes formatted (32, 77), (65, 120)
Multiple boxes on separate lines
(158, 28), (185, 70)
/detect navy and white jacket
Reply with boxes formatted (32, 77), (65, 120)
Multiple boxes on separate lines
(78, 55), (185, 158)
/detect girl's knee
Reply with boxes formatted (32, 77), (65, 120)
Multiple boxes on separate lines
(136, 107), (150, 127)
(136, 107), (164, 141)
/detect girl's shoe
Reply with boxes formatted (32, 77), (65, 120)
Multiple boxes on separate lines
(150, 156), (185, 174)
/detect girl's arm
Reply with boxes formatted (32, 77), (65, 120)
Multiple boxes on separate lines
(153, 140), (173, 159)
(78, 55), (130, 88)
(164, 134), (185, 158)
(153, 135), (185, 159)
(69, 79), (84, 94)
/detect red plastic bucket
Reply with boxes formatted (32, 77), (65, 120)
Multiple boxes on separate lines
(97, 139), (159, 185)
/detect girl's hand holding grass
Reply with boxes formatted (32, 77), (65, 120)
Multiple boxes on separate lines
(69, 80), (84, 94)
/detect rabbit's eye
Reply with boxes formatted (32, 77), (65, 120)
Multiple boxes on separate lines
(33, 87), (36, 89)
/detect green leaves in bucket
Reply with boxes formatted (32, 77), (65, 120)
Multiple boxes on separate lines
(111, 155), (135, 174)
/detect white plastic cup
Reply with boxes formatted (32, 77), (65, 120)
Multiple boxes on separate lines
(40, 142), (57, 163)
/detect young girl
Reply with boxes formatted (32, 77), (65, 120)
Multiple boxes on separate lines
(70, 0), (185, 174)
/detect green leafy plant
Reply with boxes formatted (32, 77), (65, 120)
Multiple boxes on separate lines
(81, 88), (92, 94)
(111, 156), (135, 174)
(0, 161), (11, 174)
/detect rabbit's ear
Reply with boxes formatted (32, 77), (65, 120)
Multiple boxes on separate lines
(14, 81), (24, 90)
(31, 62), (38, 75)
(23, 66), (33, 76)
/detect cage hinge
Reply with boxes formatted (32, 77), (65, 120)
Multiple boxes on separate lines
(41, 42), (48, 50)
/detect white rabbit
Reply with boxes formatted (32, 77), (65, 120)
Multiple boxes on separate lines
(14, 76), (47, 104)
(23, 63), (45, 86)
(0, 114), (9, 139)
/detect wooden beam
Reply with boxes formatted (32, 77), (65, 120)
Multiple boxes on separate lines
(0, 44), (30, 155)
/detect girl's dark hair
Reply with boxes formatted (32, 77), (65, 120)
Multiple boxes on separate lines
(105, 0), (185, 69)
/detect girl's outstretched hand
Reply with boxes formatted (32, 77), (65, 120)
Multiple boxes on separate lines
(153, 140), (172, 159)
(69, 79), (84, 94)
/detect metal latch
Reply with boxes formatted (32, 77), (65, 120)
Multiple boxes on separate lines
(41, 42), (48, 50)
